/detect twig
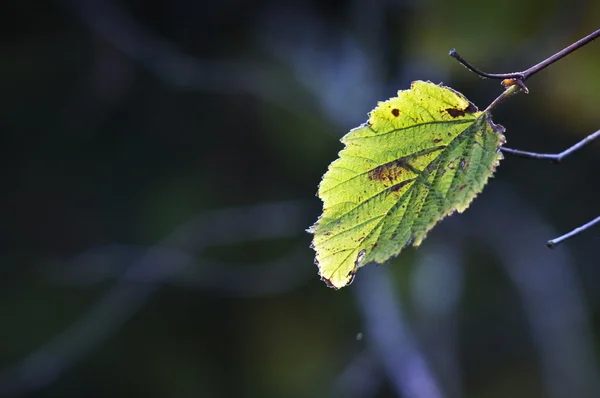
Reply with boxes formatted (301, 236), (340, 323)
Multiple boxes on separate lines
(500, 129), (600, 247)
(547, 216), (600, 248)
(451, 29), (600, 111)
(449, 29), (600, 84)
(501, 129), (600, 163)
(453, 31), (600, 247)
(470, 186), (600, 398)
(452, 29), (600, 101)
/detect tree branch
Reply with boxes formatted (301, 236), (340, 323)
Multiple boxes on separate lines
(501, 129), (600, 163)
(450, 29), (600, 84)
(547, 216), (600, 248)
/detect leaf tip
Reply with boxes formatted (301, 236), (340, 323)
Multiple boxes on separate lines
(321, 277), (338, 289)
(319, 263), (357, 290)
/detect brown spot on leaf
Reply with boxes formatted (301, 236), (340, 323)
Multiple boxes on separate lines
(391, 108), (400, 117)
(433, 138), (442, 143)
(390, 178), (415, 193)
(371, 147), (445, 183)
(444, 102), (477, 118)
(445, 108), (465, 118)
(391, 233), (398, 239)
(372, 243), (378, 249)
(369, 158), (409, 182)
(458, 184), (467, 191)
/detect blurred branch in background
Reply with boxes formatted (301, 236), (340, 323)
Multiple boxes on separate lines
(411, 242), (465, 398)
(256, 4), (386, 128)
(331, 349), (383, 398)
(0, 201), (312, 396)
(334, 183), (600, 398)
(63, 0), (312, 119)
(354, 265), (445, 398)
(44, 243), (311, 298)
(65, 0), (422, 131)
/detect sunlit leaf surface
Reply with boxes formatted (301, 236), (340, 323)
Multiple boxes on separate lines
(309, 81), (505, 289)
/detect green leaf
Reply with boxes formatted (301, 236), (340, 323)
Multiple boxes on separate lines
(308, 81), (505, 289)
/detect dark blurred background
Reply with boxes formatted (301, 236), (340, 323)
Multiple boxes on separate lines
(1, 1), (600, 397)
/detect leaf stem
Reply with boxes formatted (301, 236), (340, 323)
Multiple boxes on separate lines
(547, 216), (600, 248)
(483, 84), (521, 113)
(450, 28), (600, 86)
